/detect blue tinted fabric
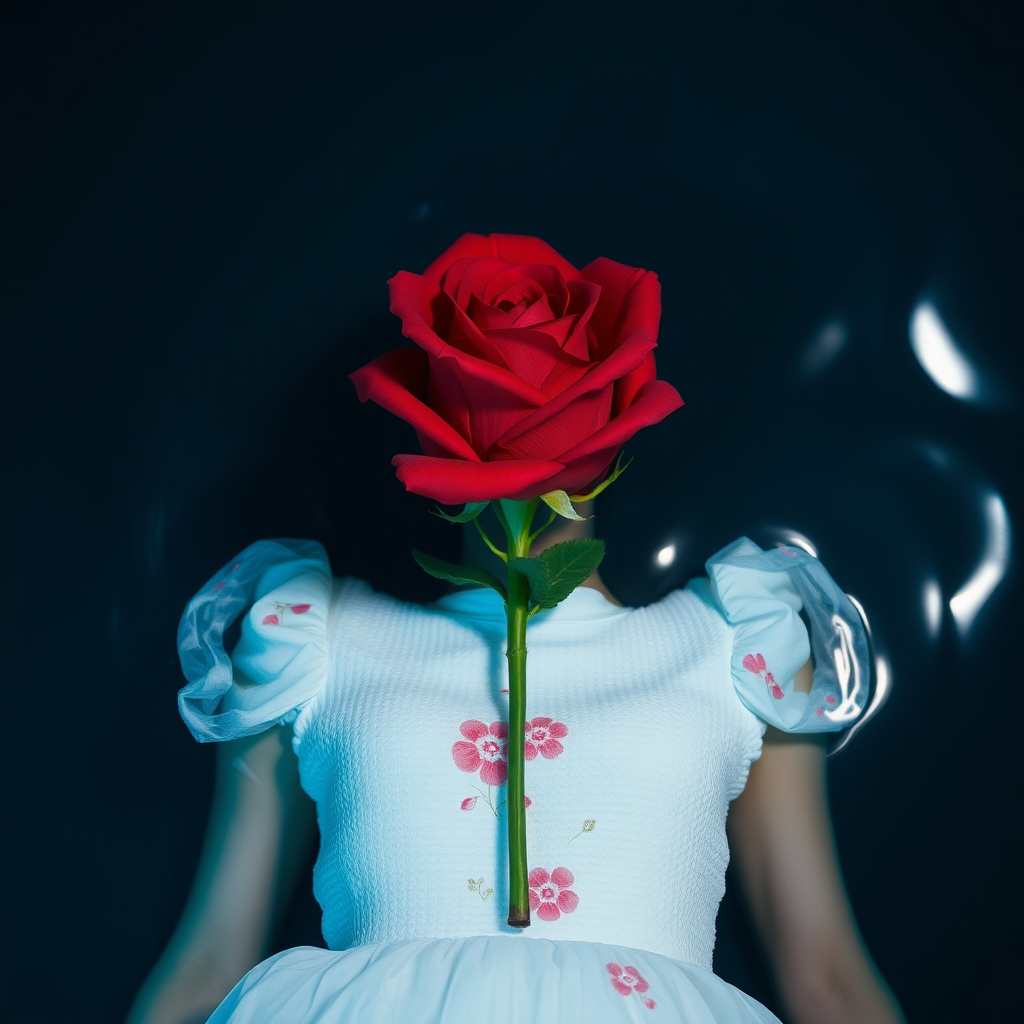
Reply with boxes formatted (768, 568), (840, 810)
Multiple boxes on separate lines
(706, 537), (871, 734)
(177, 538), (331, 742)
(176, 537), (871, 1023)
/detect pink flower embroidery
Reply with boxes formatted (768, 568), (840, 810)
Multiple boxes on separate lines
(452, 721), (509, 787)
(261, 601), (312, 626)
(607, 962), (649, 996)
(528, 866), (578, 921)
(607, 963), (656, 1008)
(742, 653), (784, 699)
(460, 797), (477, 811)
(524, 717), (568, 760)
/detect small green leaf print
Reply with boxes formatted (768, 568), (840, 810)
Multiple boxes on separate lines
(569, 819), (597, 843)
(469, 875), (494, 901)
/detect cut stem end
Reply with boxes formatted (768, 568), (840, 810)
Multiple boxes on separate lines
(507, 908), (531, 929)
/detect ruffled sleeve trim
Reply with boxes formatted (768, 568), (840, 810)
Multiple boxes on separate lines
(177, 539), (332, 742)
(706, 537), (871, 735)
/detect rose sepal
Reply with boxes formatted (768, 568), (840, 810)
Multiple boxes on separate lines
(432, 501), (490, 524)
(411, 550), (507, 600)
(539, 490), (592, 522)
(567, 452), (632, 504)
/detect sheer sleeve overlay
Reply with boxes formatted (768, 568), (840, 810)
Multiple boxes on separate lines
(706, 537), (870, 734)
(177, 538), (332, 742)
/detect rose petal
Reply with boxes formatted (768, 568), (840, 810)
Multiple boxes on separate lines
(548, 722), (568, 739)
(493, 331), (657, 456)
(460, 797), (477, 810)
(389, 271), (548, 407)
(528, 717), (553, 728)
(524, 741), (538, 760)
(579, 257), (662, 354)
(349, 347), (481, 462)
(489, 721), (509, 739)
(421, 234), (580, 286)
(391, 454), (567, 504)
(553, 378), (684, 465)
(607, 963), (623, 977)
(290, 604), (310, 614)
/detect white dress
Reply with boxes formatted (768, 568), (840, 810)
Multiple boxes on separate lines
(177, 537), (872, 1023)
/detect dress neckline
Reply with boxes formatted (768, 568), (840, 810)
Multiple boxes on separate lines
(427, 585), (633, 622)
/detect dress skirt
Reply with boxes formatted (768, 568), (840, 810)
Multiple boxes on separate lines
(207, 937), (781, 1024)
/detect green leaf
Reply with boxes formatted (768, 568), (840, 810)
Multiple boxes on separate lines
(539, 490), (591, 521)
(567, 453), (632, 503)
(509, 538), (605, 611)
(432, 501), (489, 523)
(412, 550), (507, 600)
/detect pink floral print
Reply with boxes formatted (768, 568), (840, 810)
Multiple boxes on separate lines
(452, 721), (509, 787)
(742, 652), (784, 700)
(261, 601), (312, 626)
(607, 963), (656, 1009)
(524, 717), (568, 760)
(528, 866), (579, 921)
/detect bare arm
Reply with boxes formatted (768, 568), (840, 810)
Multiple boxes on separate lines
(727, 663), (905, 1024)
(126, 725), (316, 1024)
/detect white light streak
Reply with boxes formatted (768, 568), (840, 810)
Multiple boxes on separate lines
(910, 301), (980, 400)
(656, 544), (676, 567)
(779, 529), (818, 558)
(923, 578), (943, 639)
(950, 491), (1011, 636)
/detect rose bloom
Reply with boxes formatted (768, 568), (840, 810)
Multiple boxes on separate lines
(349, 234), (683, 504)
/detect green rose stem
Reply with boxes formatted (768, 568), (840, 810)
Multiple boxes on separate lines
(493, 498), (539, 928)
(413, 481), (615, 928)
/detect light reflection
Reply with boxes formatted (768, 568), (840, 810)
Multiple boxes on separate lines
(950, 490), (1011, 636)
(826, 613), (864, 724)
(910, 300), (980, 401)
(923, 578), (943, 639)
(777, 529), (818, 558)
(800, 319), (848, 377)
(830, 594), (890, 755)
(656, 544), (676, 567)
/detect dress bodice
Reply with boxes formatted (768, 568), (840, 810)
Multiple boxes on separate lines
(293, 579), (757, 968)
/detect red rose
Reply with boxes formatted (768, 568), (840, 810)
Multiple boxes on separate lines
(349, 233), (683, 504)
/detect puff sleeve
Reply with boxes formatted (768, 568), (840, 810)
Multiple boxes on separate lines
(706, 537), (872, 735)
(177, 538), (332, 742)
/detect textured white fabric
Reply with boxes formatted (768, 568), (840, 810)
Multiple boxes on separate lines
(287, 576), (759, 968)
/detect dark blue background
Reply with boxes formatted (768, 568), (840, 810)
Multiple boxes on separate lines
(3, 2), (1020, 1021)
